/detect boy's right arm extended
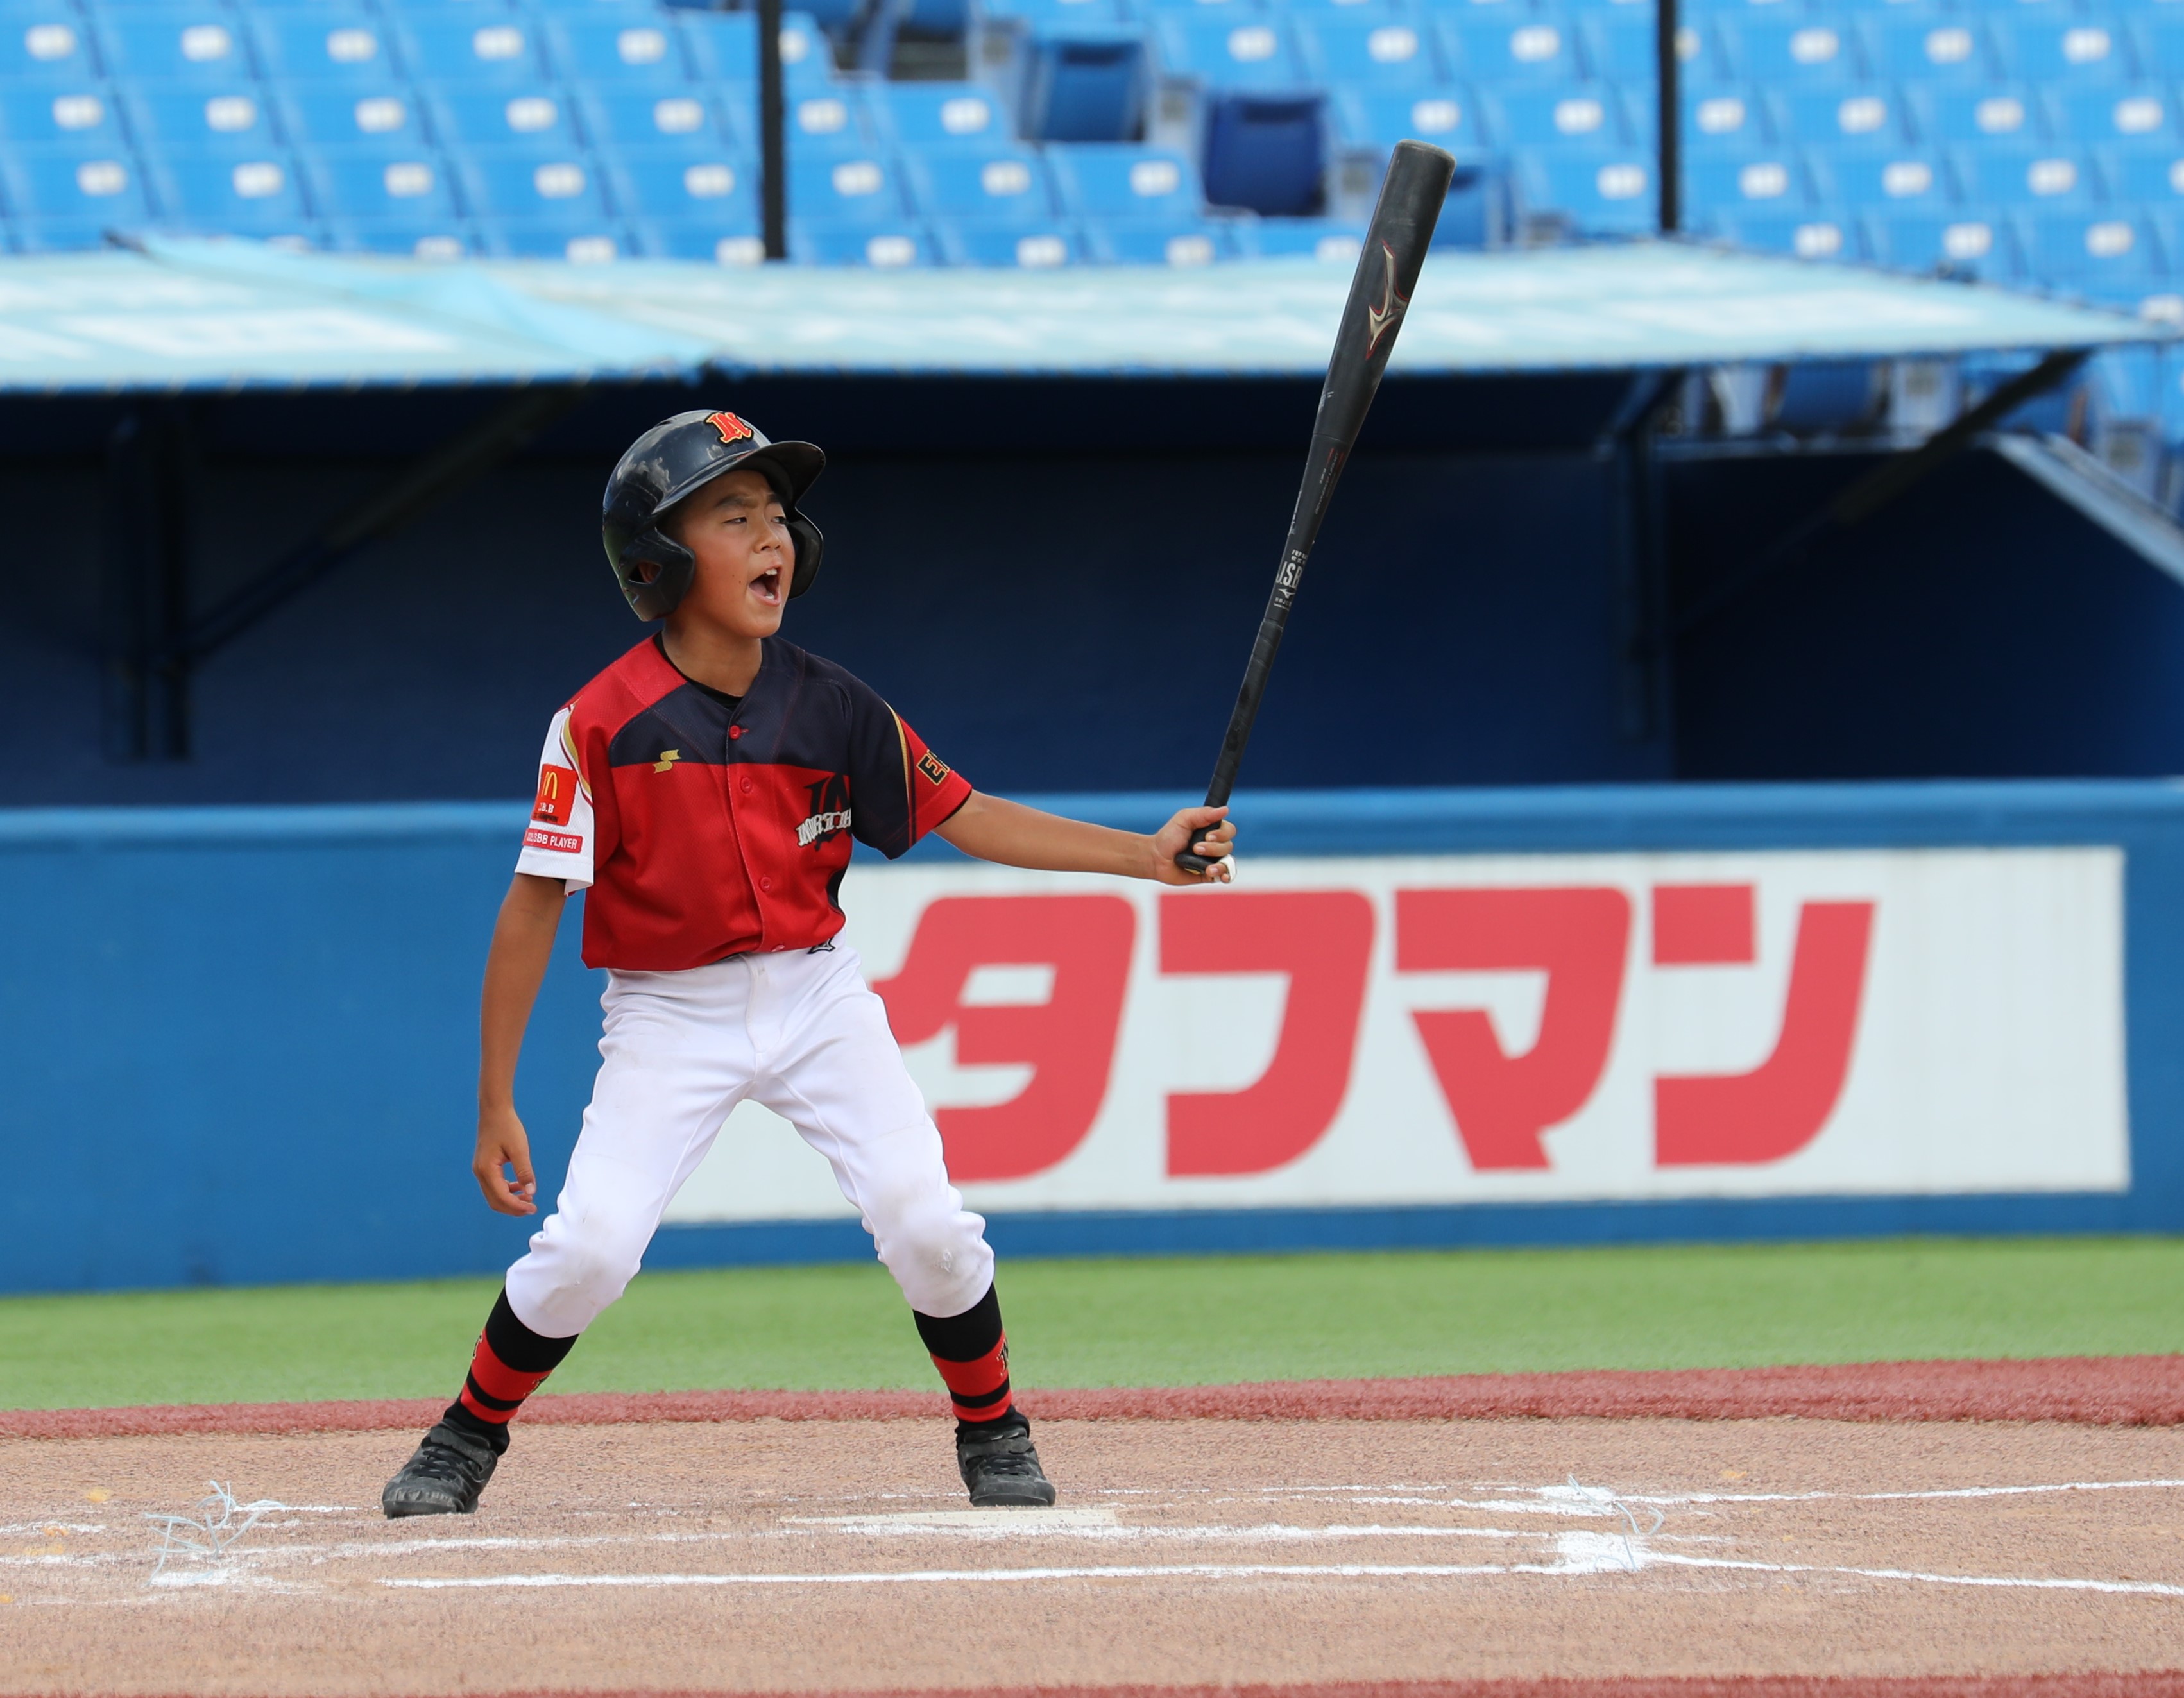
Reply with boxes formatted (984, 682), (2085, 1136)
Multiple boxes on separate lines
(475, 872), (568, 1216)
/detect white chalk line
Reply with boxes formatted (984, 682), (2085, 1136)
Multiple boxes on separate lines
(377, 1547), (2184, 1598)
(1343, 1479), (2184, 1514)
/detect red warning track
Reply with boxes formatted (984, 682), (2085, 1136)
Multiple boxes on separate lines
(4, 1354), (2180, 1439)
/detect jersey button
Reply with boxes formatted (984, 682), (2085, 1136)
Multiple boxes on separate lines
(729, 726), (744, 740)
(740, 778), (753, 794)
(759, 876), (773, 892)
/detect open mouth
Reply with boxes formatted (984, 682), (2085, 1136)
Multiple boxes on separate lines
(750, 566), (783, 604)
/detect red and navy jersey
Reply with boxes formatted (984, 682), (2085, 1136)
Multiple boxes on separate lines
(516, 634), (972, 971)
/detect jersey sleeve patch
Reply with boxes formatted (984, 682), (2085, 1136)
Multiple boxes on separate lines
(917, 750), (952, 787)
(515, 708), (595, 890)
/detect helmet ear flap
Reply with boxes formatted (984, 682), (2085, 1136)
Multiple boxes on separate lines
(785, 511), (824, 599)
(617, 527), (696, 622)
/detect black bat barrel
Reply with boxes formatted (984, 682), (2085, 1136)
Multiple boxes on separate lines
(1177, 140), (1456, 872)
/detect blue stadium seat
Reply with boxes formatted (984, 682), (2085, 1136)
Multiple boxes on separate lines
(475, 222), (635, 261)
(1514, 150), (1654, 232)
(2133, 18), (2184, 85)
(1136, 0), (1261, 16)
(1949, 142), (2097, 205)
(427, 90), (583, 151)
(1486, 86), (1627, 147)
(121, 87), (282, 154)
(2015, 211), (2164, 287)
(789, 151), (906, 220)
(1711, 211), (1862, 262)
(934, 221), (1082, 266)
(1767, 87), (1908, 149)
(0, 148), (150, 223)
(1686, 153), (1812, 213)
(2, 12), (101, 85)
(0, 86), (129, 148)
(142, 150), (312, 231)
(451, 152), (611, 218)
(247, 14), (398, 86)
(1989, 18), (2131, 85)
(1863, 208), (2021, 278)
(1577, 15), (1709, 85)
(1082, 218), (1236, 263)
(322, 220), (476, 260)
(392, 19), (547, 87)
(1332, 87), (1479, 149)
(1047, 142), (1206, 222)
(2097, 142), (2184, 207)
(275, 89), (430, 150)
(300, 151), (461, 220)
(1673, 89), (1771, 153)
(867, 81), (1012, 148)
(1906, 85), (2045, 147)
(1239, 217), (1364, 260)
(1716, 19), (1863, 85)
(1295, 18), (1444, 89)
(91, 12), (256, 85)
(904, 148), (1059, 223)
(978, 0), (1132, 28)
(793, 221), (935, 266)
(601, 149), (755, 220)
(678, 12), (835, 87)
(1019, 32), (1147, 142)
(576, 89), (735, 150)
(543, 18), (692, 85)
(8, 217), (123, 252)
(633, 221), (766, 264)
(375, 0), (516, 13)
(2043, 86), (2172, 145)
(1152, 15), (1307, 87)
(783, 89), (877, 155)
(1283, 0), (1403, 17)
(531, 0), (670, 11)
(1440, 18), (1583, 83)
(1854, 17), (1989, 84)
(1202, 90), (1324, 212)
(1807, 149), (1954, 208)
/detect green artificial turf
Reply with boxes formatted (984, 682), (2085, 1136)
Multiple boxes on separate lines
(2, 1237), (2179, 1411)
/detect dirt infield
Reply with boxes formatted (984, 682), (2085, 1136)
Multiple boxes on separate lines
(3, 1388), (2182, 1695)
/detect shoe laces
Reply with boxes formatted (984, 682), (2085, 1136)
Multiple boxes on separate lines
(409, 1435), (491, 1490)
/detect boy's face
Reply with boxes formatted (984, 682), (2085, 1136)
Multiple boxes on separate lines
(664, 467), (792, 640)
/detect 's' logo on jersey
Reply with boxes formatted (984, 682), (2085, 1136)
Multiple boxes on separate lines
(798, 774), (853, 849)
(917, 751), (952, 786)
(533, 763), (577, 826)
(706, 411), (755, 446)
(654, 749), (682, 775)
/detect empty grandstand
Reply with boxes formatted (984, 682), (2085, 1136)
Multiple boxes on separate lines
(0, 0), (2173, 297)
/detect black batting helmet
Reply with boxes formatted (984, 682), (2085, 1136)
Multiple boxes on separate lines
(601, 410), (826, 621)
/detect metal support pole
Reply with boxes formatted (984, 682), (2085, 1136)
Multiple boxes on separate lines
(101, 405), (194, 763)
(758, 0), (787, 260)
(1601, 371), (1682, 747)
(1657, 0), (1680, 233)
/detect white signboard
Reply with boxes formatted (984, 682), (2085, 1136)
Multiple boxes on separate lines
(663, 849), (2130, 1223)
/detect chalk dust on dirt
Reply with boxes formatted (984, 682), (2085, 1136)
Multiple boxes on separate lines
(1, 1418), (2180, 1694)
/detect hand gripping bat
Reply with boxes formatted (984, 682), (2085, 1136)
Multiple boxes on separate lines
(1176, 139), (1456, 875)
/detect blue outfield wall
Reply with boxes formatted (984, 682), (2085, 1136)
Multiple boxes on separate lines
(2, 779), (2181, 1295)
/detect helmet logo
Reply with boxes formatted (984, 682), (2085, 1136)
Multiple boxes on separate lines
(706, 411), (755, 445)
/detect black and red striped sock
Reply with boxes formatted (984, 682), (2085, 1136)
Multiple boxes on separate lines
(439, 1289), (578, 1455)
(914, 1284), (1018, 1433)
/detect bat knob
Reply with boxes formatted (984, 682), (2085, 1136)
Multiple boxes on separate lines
(1174, 849), (1217, 875)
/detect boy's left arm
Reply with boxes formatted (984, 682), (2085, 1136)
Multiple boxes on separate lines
(934, 792), (1236, 885)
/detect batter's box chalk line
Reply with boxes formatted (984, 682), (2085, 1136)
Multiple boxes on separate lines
(144, 1482), (289, 1583)
(1555, 1479), (1667, 1575)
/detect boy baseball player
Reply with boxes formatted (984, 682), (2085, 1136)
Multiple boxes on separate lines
(381, 410), (1235, 1518)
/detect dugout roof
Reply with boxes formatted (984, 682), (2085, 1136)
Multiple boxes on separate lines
(0, 235), (2160, 395)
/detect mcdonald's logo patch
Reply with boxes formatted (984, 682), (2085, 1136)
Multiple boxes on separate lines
(706, 411), (755, 446)
(533, 763), (578, 826)
(917, 751), (952, 786)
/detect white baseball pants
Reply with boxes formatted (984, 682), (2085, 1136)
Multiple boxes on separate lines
(503, 942), (995, 1339)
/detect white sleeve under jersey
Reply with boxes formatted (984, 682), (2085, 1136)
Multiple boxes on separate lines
(515, 706), (595, 892)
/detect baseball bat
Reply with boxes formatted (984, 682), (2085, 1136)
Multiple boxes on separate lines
(1175, 139), (1456, 874)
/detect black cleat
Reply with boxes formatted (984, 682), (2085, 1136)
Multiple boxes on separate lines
(381, 1421), (499, 1519)
(957, 1415), (1057, 1507)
